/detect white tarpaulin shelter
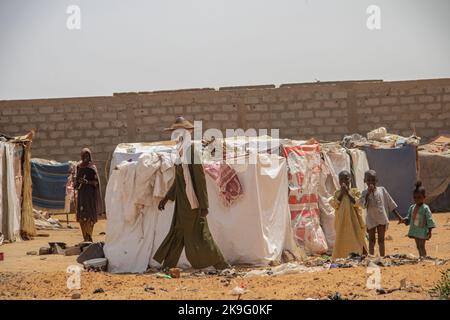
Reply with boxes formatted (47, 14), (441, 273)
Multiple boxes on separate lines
(108, 141), (175, 178)
(1, 141), (22, 242)
(104, 144), (301, 273)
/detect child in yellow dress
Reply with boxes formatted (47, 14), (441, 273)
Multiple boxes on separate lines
(329, 171), (368, 260)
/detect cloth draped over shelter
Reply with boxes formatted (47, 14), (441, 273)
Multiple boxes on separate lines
(0, 131), (36, 242)
(417, 135), (450, 212)
(104, 147), (302, 273)
(282, 143), (328, 255)
(204, 162), (243, 207)
(104, 152), (177, 273)
(363, 144), (417, 217)
(31, 160), (71, 210)
(0, 142), (21, 241)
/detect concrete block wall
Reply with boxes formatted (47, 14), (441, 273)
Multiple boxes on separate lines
(1, 78), (450, 198)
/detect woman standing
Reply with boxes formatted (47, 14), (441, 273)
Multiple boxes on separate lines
(74, 148), (102, 242)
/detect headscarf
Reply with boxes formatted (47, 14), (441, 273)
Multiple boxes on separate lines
(171, 128), (199, 209)
(79, 148), (96, 169)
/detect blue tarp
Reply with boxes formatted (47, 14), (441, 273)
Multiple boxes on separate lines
(363, 144), (417, 218)
(31, 160), (70, 210)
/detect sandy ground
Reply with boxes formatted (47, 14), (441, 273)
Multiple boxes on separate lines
(0, 213), (449, 300)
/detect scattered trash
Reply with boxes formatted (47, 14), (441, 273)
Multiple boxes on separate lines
(269, 259), (281, 267)
(230, 285), (247, 300)
(281, 250), (296, 263)
(243, 262), (327, 278)
(78, 241), (93, 252)
(220, 279), (232, 287)
(144, 286), (155, 292)
(328, 292), (346, 300)
(93, 288), (104, 294)
(71, 292), (81, 299)
(0, 252), (4, 261)
(271, 263), (311, 276)
(34, 209), (65, 230)
(39, 247), (52, 255)
(64, 246), (81, 256)
(83, 258), (108, 272)
(76, 242), (105, 264)
(160, 288), (169, 292)
(204, 269), (218, 275)
(26, 251), (37, 256)
(219, 268), (238, 278)
(156, 273), (172, 279)
(243, 269), (268, 278)
(48, 242), (66, 255)
(376, 288), (400, 295)
(169, 268), (181, 279)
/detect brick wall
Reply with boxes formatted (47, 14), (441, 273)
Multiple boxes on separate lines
(1, 78), (450, 197)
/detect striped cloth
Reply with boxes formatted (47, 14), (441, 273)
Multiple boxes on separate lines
(31, 160), (71, 210)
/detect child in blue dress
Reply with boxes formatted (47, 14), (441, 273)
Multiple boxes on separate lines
(403, 181), (436, 257)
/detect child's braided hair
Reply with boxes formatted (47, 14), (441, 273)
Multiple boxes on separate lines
(414, 180), (426, 196)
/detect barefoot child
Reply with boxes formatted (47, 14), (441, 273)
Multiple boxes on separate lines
(360, 170), (403, 256)
(403, 181), (436, 257)
(329, 171), (368, 260)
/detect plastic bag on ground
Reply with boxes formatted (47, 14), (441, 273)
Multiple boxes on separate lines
(303, 221), (328, 255)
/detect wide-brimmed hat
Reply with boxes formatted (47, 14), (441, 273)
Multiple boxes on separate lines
(163, 116), (195, 131)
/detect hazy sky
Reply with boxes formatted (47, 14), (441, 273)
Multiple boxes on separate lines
(1, 0), (449, 100)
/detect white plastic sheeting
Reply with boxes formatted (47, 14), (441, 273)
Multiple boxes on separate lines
(349, 149), (370, 192)
(317, 157), (337, 251)
(104, 153), (300, 273)
(108, 142), (176, 178)
(0, 142), (22, 242)
(0, 142), (4, 240)
(104, 153), (176, 273)
(323, 148), (351, 189)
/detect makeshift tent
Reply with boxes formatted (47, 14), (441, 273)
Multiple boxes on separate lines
(103, 126), (431, 271)
(108, 141), (175, 178)
(363, 144), (417, 217)
(104, 142), (302, 273)
(0, 131), (36, 242)
(30, 159), (72, 211)
(417, 135), (450, 212)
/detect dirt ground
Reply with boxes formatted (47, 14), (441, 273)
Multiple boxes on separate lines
(1, 213), (449, 300)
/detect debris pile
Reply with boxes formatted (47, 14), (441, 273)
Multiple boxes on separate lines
(33, 209), (65, 230)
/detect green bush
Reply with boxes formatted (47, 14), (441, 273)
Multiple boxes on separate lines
(432, 269), (450, 300)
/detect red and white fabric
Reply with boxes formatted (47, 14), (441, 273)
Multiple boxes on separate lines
(282, 143), (328, 254)
(204, 162), (243, 207)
